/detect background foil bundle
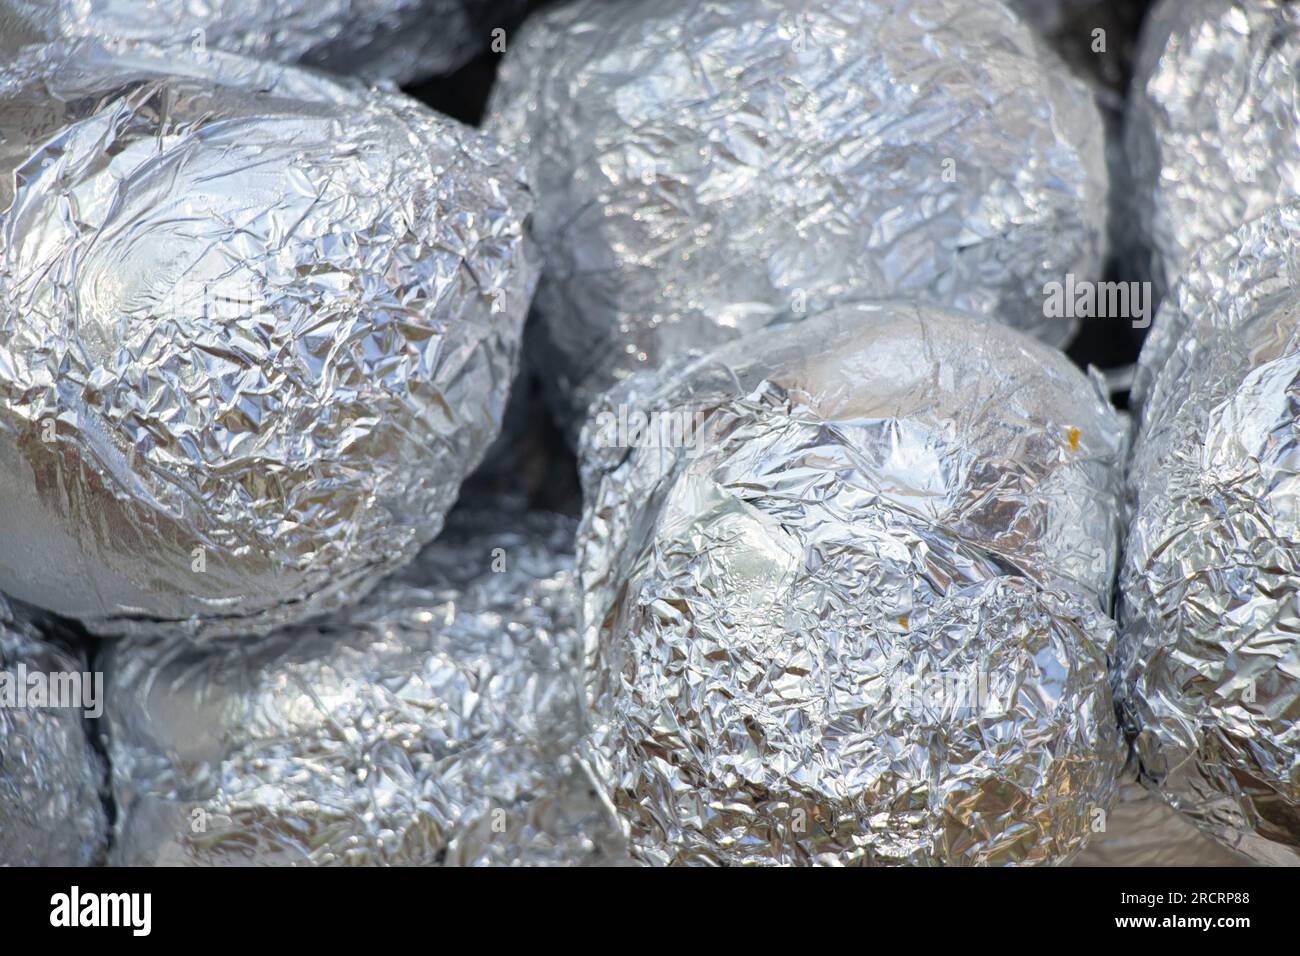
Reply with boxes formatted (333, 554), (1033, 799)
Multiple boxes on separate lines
(0, 40), (538, 639)
(0, 597), (108, 866)
(576, 302), (1127, 866)
(1121, 203), (1300, 866)
(489, 0), (1109, 436)
(0, 0), (527, 85)
(1126, 0), (1300, 297)
(105, 500), (622, 866)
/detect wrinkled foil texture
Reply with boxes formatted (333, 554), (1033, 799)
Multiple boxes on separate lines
(1121, 202), (1300, 866)
(0, 40), (538, 639)
(105, 500), (624, 866)
(1072, 781), (1250, 867)
(1126, 0), (1300, 297)
(489, 0), (1108, 436)
(0, 0), (527, 85)
(576, 302), (1127, 866)
(0, 596), (108, 866)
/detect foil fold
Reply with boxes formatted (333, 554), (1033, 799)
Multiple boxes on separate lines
(489, 0), (1108, 436)
(576, 302), (1127, 866)
(0, 39), (537, 639)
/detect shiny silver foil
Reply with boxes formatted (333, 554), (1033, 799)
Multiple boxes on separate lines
(1072, 782), (1250, 867)
(0, 596), (107, 866)
(0, 40), (537, 639)
(105, 500), (623, 866)
(577, 302), (1127, 866)
(0, 0), (526, 85)
(1126, 0), (1300, 296)
(1121, 202), (1300, 866)
(488, 0), (1109, 436)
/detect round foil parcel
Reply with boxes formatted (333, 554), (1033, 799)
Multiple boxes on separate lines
(105, 502), (622, 866)
(488, 0), (1109, 436)
(0, 597), (107, 866)
(1121, 202), (1300, 866)
(0, 0), (527, 85)
(1126, 0), (1300, 296)
(0, 39), (538, 639)
(576, 302), (1127, 866)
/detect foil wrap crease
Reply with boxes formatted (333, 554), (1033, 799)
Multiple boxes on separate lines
(105, 500), (623, 866)
(0, 0), (527, 85)
(576, 302), (1127, 866)
(0, 596), (108, 866)
(0, 39), (538, 639)
(1121, 202), (1300, 866)
(1126, 0), (1300, 297)
(489, 0), (1109, 436)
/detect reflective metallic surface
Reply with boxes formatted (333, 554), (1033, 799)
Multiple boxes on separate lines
(106, 500), (624, 866)
(0, 40), (537, 639)
(1126, 0), (1300, 296)
(0, 597), (108, 866)
(1121, 202), (1300, 866)
(577, 302), (1127, 866)
(489, 0), (1109, 436)
(1072, 781), (1250, 867)
(0, 0), (526, 84)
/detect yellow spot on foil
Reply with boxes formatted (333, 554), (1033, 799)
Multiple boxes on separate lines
(899, 616), (909, 629)
(1068, 427), (1080, 451)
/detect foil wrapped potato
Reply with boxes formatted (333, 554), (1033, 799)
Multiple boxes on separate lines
(0, 40), (537, 639)
(577, 302), (1127, 866)
(0, 0), (527, 85)
(1122, 202), (1300, 866)
(1126, 0), (1300, 295)
(489, 0), (1109, 435)
(0, 597), (107, 866)
(105, 501), (621, 866)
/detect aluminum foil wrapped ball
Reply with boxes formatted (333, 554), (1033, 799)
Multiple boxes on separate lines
(489, 0), (1109, 436)
(0, 0), (527, 85)
(0, 597), (108, 866)
(1071, 782), (1250, 867)
(0, 40), (537, 639)
(105, 500), (622, 866)
(1121, 202), (1300, 866)
(577, 302), (1127, 866)
(1126, 0), (1300, 296)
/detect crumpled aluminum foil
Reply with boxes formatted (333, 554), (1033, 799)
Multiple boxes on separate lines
(576, 302), (1127, 866)
(1121, 202), (1300, 867)
(0, 596), (108, 866)
(1072, 781), (1250, 867)
(0, 39), (538, 639)
(1126, 0), (1300, 297)
(105, 499), (624, 866)
(0, 0), (526, 85)
(488, 0), (1109, 437)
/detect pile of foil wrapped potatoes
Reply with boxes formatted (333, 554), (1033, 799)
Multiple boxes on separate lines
(4, 0), (1300, 869)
